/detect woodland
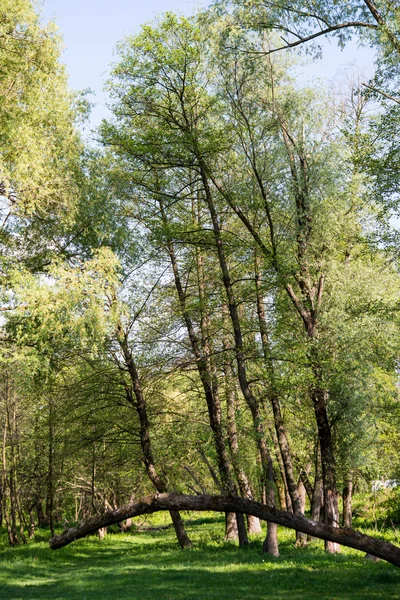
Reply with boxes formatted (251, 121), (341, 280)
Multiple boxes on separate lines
(1, 0), (400, 592)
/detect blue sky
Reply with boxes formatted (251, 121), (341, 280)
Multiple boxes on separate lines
(41, 0), (375, 130)
(42, 0), (206, 128)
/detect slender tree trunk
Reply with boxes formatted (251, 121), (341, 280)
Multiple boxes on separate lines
(254, 253), (306, 547)
(343, 473), (353, 527)
(311, 443), (324, 522)
(160, 199), (247, 545)
(2, 412), (17, 546)
(297, 480), (306, 517)
(198, 165), (278, 554)
(312, 384), (339, 552)
(47, 397), (55, 539)
(269, 426), (291, 512)
(225, 511), (238, 540)
(222, 303), (262, 535)
(254, 253), (301, 513)
(297, 463), (314, 505)
(312, 477), (324, 523)
(117, 327), (192, 549)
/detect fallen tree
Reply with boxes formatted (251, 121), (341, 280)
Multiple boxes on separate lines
(50, 493), (400, 567)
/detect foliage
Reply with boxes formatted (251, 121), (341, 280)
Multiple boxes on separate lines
(1, 0), (400, 566)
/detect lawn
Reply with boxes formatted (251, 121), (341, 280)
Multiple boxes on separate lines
(1, 515), (400, 599)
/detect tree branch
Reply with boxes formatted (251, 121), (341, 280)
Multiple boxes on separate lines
(362, 82), (400, 105)
(250, 22), (378, 55)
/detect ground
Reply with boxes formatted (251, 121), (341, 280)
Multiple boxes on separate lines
(1, 514), (400, 599)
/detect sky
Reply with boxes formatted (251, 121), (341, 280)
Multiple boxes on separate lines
(41, 0), (376, 131)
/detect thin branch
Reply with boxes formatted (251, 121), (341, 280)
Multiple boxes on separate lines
(362, 82), (400, 105)
(237, 22), (378, 56)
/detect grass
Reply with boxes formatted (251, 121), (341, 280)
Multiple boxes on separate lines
(1, 514), (400, 599)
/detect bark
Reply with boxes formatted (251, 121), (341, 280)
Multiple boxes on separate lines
(263, 522), (279, 556)
(222, 303), (262, 535)
(198, 163), (278, 554)
(297, 464), (314, 505)
(299, 480), (306, 511)
(50, 492), (400, 568)
(254, 253), (301, 517)
(2, 412), (16, 546)
(311, 444), (324, 524)
(117, 327), (191, 549)
(162, 200), (246, 544)
(29, 512), (35, 540)
(311, 476), (324, 525)
(47, 397), (55, 538)
(343, 474), (353, 527)
(269, 426), (291, 512)
(225, 511), (238, 540)
(35, 499), (47, 527)
(312, 383), (339, 552)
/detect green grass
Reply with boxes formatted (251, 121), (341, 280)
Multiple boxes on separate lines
(1, 515), (400, 599)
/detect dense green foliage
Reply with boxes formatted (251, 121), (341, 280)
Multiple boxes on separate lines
(0, 0), (400, 586)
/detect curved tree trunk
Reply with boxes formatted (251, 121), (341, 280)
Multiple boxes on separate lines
(50, 492), (400, 568)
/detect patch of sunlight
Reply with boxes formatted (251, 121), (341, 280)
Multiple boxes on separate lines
(19, 577), (56, 587)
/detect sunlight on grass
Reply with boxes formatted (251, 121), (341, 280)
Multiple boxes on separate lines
(0, 517), (400, 599)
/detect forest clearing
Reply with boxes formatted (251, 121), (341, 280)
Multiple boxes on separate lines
(1, 0), (400, 597)
(2, 513), (400, 599)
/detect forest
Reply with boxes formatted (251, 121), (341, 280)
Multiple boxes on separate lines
(1, 0), (400, 596)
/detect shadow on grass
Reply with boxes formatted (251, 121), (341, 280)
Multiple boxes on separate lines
(1, 560), (399, 600)
(1, 531), (400, 600)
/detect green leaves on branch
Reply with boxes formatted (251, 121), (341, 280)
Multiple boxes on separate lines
(7, 248), (121, 359)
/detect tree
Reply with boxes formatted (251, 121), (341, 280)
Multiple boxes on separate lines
(50, 492), (400, 568)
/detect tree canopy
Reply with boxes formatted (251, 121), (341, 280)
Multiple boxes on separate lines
(0, 0), (400, 568)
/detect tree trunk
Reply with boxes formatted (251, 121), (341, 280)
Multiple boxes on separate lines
(199, 168), (278, 555)
(169, 509), (192, 549)
(223, 303), (262, 535)
(47, 397), (55, 539)
(295, 480), (307, 546)
(225, 512), (238, 540)
(263, 522), (279, 556)
(254, 254), (301, 517)
(311, 443), (324, 525)
(117, 327), (192, 549)
(312, 385), (339, 552)
(50, 493), (400, 568)
(161, 201), (247, 545)
(269, 426), (291, 512)
(35, 499), (47, 527)
(343, 473), (353, 527)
